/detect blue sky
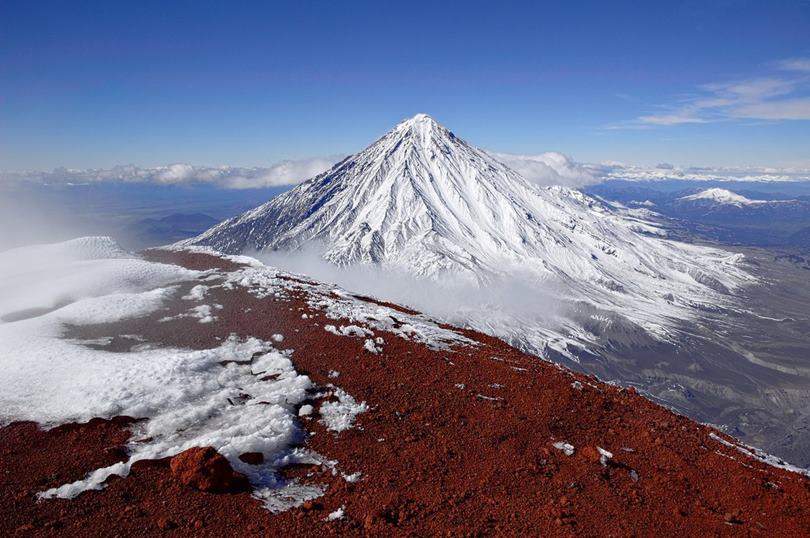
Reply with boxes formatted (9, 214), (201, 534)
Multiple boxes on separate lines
(1, 0), (809, 171)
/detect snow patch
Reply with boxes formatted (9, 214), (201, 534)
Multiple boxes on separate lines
(364, 338), (382, 353)
(597, 447), (613, 466)
(553, 441), (575, 456)
(182, 284), (209, 301)
(218, 262), (474, 352)
(325, 506), (346, 521)
(319, 388), (368, 433)
(0, 238), (322, 511)
(342, 471), (362, 483)
(36, 336), (313, 504)
(159, 303), (223, 323)
(709, 433), (810, 477)
(0, 238), (194, 322)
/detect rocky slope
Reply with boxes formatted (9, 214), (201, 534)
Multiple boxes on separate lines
(2, 248), (809, 537)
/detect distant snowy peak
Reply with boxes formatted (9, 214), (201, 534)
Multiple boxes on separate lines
(678, 188), (765, 207)
(677, 188), (795, 208)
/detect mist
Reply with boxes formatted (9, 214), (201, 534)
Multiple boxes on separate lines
(0, 156), (343, 190)
(254, 245), (573, 356)
(0, 190), (102, 252)
(0, 181), (291, 252)
(488, 151), (599, 188)
(0, 187), (158, 322)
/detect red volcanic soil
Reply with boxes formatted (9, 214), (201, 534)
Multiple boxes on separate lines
(2, 250), (810, 537)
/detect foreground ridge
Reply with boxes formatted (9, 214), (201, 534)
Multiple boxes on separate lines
(2, 247), (808, 536)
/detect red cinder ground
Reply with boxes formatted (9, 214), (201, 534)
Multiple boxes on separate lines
(2, 250), (809, 537)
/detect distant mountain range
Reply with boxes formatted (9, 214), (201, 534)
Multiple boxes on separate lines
(587, 183), (810, 247)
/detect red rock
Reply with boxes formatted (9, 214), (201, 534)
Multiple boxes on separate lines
(580, 446), (601, 462)
(169, 447), (249, 493)
(156, 517), (176, 530)
(300, 500), (325, 514)
(238, 452), (264, 465)
(363, 514), (377, 530)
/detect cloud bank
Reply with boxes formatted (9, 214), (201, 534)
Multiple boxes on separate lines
(2, 151), (598, 191)
(490, 153), (810, 185)
(0, 156), (344, 190)
(4, 152), (809, 192)
(590, 161), (810, 183)
(488, 151), (598, 188)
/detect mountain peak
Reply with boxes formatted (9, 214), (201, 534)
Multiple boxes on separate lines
(399, 112), (437, 126)
(392, 113), (449, 145)
(678, 188), (764, 207)
(183, 116), (750, 331)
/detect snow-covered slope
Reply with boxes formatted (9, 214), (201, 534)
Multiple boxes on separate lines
(183, 114), (752, 349)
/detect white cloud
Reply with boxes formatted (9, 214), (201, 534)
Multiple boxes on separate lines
(3, 151), (601, 190)
(636, 113), (707, 126)
(5, 152), (808, 193)
(775, 57), (810, 73)
(488, 151), (598, 188)
(0, 156), (344, 190)
(622, 58), (810, 127)
(732, 98), (810, 121)
(708, 77), (795, 100)
(4, 133), (809, 194)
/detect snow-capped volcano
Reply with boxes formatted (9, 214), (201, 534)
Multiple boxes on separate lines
(677, 188), (768, 207)
(184, 114), (752, 349)
(183, 114), (753, 364)
(177, 112), (776, 443)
